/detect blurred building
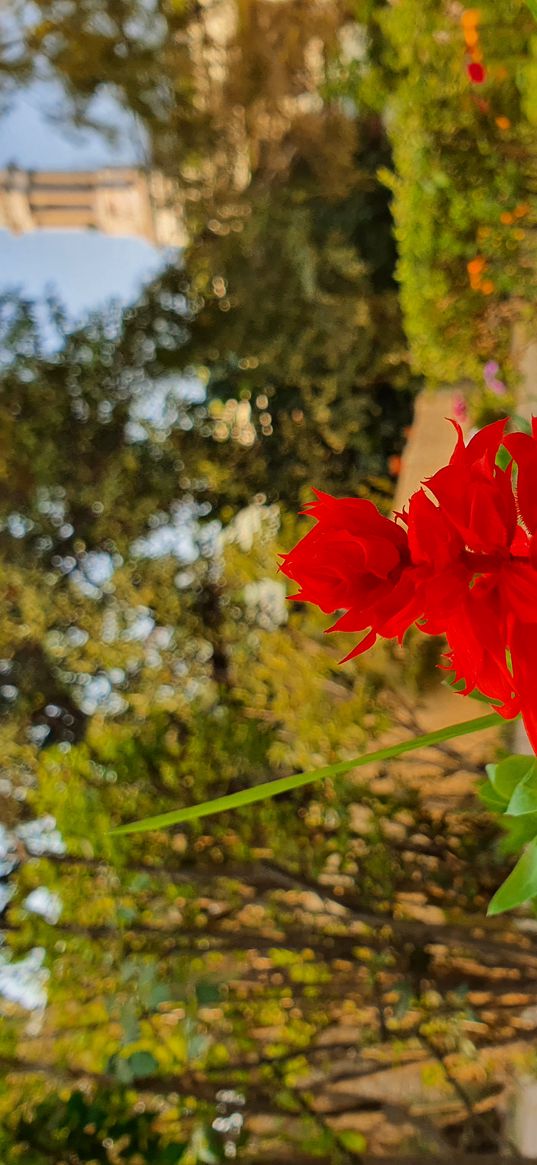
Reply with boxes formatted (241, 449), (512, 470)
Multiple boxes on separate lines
(0, 165), (187, 247)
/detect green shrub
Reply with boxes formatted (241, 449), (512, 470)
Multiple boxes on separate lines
(378, 0), (537, 389)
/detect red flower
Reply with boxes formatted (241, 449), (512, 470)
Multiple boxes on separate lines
(419, 421), (514, 556)
(280, 418), (537, 750)
(279, 491), (420, 661)
(467, 61), (486, 83)
(503, 419), (537, 537)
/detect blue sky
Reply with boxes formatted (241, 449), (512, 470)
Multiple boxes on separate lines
(0, 80), (165, 322)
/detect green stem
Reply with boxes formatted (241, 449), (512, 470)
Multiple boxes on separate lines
(111, 712), (501, 836)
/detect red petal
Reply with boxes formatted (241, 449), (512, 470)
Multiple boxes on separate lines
(510, 623), (537, 751)
(446, 419), (466, 466)
(503, 432), (537, 535)
(510, 525), (530, 557)
(501, 562), (537, 622)
(407, 489), (461, 567)
(339, 629), (377, 663)
(463, 417), (508, 474)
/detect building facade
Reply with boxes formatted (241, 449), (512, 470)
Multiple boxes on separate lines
(0, 166), (187, 248)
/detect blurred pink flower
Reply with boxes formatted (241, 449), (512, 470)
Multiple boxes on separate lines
(452, 392), (468, 423)
(484, 361), (507, 395)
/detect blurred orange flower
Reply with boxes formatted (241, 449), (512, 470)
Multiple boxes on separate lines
(461, 9), (481, 28)
(464, 27), (479, 48)
(467, 256), (486, 275)
(388, 455), (402, 477)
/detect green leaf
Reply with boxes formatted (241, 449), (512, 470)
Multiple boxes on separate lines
(120, 1003), (141, 1044)
(524, 0), (537, 21)
(196, 980), (221, 1005)
(117, 904), (137, 925)
(338, 1130), (367, 1154)
(128, 1051), (159, 1078)
(158, 1145), (187, 1164)
(148, 983), (174, 1009)
(506, 762), (537, 816)
(478, 779), (508, 814)
(393, 982), (414, 1020)
(128, 872), (152, 892)
(110, 712), (500, 835)
(495, 445), (512, 471)
(500, 812), (537, 855)
(487, 755), (534, 802)
(187, 1032), (210, 1059)
(109, 1054), (134, 1084)
(488, 838), (537, 916)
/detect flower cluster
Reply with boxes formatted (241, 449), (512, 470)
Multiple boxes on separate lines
(280, 419), (537, 751)
(462, 9), (486, 84)
(467, 254), (495, 296)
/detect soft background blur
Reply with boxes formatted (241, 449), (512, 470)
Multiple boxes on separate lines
(2, 2), (537, 1162)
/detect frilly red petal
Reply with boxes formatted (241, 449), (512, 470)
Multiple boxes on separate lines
(280, 418), (537, 742)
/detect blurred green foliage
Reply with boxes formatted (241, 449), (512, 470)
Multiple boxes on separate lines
(373, 0), (537, 387)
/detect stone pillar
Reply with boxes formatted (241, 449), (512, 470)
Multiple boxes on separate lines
(509, 324), (536, 755)
(507, 1076), (537, 1158)
(512, 321), (537, 422)
(391, 385), (490, 733)
(393, 385), (471, 512)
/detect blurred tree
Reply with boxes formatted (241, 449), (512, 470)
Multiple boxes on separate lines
(15, 0), (206, 160)
(0, 290), (245, 785)
(0, 0), (416, 766)
(4, 0), (416, 467)
(0, 504), (393, 1163)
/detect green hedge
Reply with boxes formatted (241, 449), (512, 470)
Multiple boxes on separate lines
(378, 0), (537, 389)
